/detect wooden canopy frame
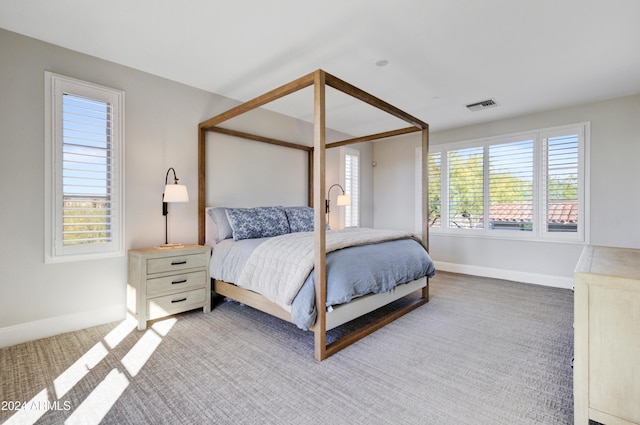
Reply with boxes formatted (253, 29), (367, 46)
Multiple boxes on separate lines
(198, 69), (430, 361)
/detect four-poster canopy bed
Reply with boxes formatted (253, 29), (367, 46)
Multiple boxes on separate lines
(198, 69), (432, 361)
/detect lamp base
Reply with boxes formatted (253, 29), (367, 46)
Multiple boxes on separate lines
(156, 243), (184, 249)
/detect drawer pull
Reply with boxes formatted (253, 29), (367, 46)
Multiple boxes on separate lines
(171, 297), (187, 303)
(171, 279), (187, 285)
(171, 260), (187, 266)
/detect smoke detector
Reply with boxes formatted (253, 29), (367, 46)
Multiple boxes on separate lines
(466, 98), (498, 111)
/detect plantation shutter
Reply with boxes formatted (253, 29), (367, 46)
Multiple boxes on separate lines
(420, 124), (586, 242)
(543, 133), (579, 233)
(488, 140), (534, 232)
(46, 72), (124, 262)
(448, 146), (484, 229)
(60, 93), (113, 247)
(344, 150), (359, 227)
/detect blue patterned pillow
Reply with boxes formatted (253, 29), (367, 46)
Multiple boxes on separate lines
(285, 207), (314, 233)
(225, 207), (290, 241)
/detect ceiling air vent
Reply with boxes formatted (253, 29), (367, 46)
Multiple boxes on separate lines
(466, 98), (498, 112)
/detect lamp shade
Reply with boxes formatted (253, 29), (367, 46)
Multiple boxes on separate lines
(337, 194), (350, 206)
(163, 184), (189, 203)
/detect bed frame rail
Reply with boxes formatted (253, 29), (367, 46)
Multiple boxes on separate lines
(214, 278), (428, 358)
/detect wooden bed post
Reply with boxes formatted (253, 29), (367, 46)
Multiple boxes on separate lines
(308, 150), (314, 208)
(313, 70), (328, 361)
(421, 127), (430, 301)
(198, 125), (207, 245)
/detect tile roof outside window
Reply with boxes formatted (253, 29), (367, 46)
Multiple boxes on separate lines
(490, 201), (578, 224)
(428, 202), (579, 228)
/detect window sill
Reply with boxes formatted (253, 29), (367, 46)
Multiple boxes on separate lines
(427, 229), (586, 245)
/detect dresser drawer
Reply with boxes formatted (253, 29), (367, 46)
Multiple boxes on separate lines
(147, 288), (206, 320)
(147, 252), (208, 274)
(146, 270), (207, 296)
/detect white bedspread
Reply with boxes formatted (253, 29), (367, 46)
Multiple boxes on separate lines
(235, 228), (415, 308)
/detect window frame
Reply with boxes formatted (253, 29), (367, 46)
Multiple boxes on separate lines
(538, 126), (587, 242)
(44, 72), (125, 263)
(340, 147), (360, 228)
(422, 123), (589, 243)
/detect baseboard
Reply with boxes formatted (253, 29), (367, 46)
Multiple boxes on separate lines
(0, 304), (126, 349)
(434, 261), (574, 290)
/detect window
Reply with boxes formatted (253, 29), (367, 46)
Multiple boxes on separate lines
(489, 139), (534, 232)
(423, 123), (588, 242)
(341, 147), (360, 228)
(448, 146), (484, 229)
(45, 72), (125, 262)
(542, 131), (580, 235)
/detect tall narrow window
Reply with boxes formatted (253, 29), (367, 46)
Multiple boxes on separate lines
(543, 132), (580, 235)
(62, 94), (113, 246)
(448, 146), (483, 229)
(45, 73), (125, 262)
(342, 148), (360, 228)
(488, 139), (534, 232)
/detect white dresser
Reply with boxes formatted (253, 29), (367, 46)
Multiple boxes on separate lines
(128, 245), (211, 330)
(574, 245), (640, 425)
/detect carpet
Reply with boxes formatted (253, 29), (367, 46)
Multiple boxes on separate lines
(0, 272), (574, 424)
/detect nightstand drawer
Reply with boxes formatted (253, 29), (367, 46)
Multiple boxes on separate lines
(147, 288), (207, 320)
(147, 252), (208, 274)
(147, 270), (207, 296)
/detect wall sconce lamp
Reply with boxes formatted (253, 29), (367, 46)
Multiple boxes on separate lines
(325, 183), (351, 214)
(162, 167), (189, 244)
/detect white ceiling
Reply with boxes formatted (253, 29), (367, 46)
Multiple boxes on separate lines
(2, 0), (639, 135)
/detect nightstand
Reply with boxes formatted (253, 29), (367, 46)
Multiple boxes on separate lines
(127, 244), (211, 330)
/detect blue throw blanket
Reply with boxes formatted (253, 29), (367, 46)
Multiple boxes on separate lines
(291, 238), (435, 329)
